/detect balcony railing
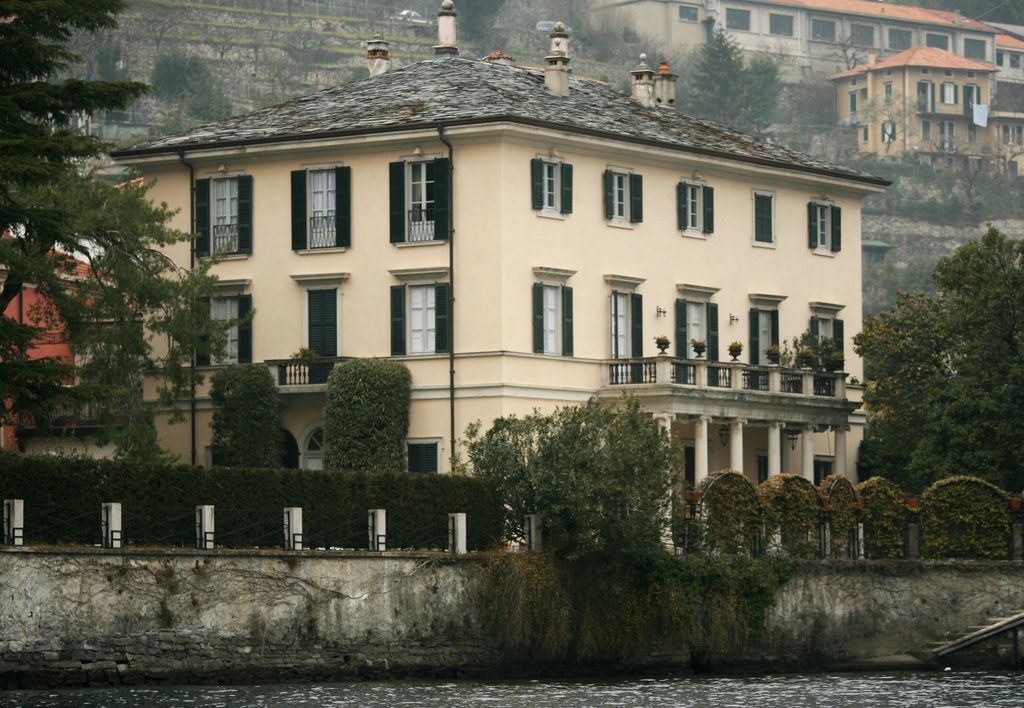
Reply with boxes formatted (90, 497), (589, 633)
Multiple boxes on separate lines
(407, 207), (435, 242)
(214, 223), (239, 254)
(267, 357), (348, 386)
(605, 357), (846, 400)
(308, 214), (337, 249)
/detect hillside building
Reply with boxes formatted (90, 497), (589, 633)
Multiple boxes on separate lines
(112, 3), (887, 487)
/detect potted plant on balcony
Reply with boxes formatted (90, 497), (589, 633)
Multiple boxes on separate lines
(690, 338), (707, 358)
(654, 335), (670, 354)
(827, 351), (845, 372)
(766, 344), (781, 365)
(796, 345), (815, 369)
(728, 340), (743, 361)
(290, 346), (320, 368)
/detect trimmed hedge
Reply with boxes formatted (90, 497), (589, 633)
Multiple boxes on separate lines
(921, 476), (1010, 560)
(210, 364), (283, 468)
(324, 358), (411, 472)
(855, 476), (908, 559)
(0, 454), (503, 551)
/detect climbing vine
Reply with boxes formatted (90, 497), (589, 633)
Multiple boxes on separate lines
(855, 476), (908, 559)
(821, 475), (859, 559)
(921, 476), (1010, 560)
(758, 474), (822, 559)
(695, 471), (762, 556)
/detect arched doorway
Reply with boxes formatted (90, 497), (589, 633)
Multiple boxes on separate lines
(303, 427), (324, 470)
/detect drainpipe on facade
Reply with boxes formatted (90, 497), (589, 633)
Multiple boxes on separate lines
(437, 125), (456, 471)
(179, 150), (198, 466)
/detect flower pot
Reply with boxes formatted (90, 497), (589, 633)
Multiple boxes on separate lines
(827, 358), (845, 372)
(656, 341), (670, 354)
(693, 344), (706, 359)
(767, 351), (780, 365)
(728, 347), (742, 362)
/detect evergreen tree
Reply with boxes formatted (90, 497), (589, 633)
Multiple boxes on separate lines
(210, 365), (283, 468)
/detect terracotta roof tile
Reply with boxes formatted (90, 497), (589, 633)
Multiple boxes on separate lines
(997, 33), (1024, 50)
(831, 45), (995, 80)
(755, 0), (991, 31)
(114, 57), (883, 185)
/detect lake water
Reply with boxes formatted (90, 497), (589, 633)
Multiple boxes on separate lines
(3, 672), (1024, 707)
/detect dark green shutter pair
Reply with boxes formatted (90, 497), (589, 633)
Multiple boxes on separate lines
(389, 158), (451, 243)
(748, 309), (779, 365)
(531, 283), (574, 356)
(194, 176), (253, 256)
(674, 299), (718, 359)
(195, 294), (252, 366)
(611, 291), (643, 357)
(529, 159), (573, 214)
(390, 283), (450, 356)
(603, 171), (643, 223)
(807, 203), (842, 252)
(811, 316), (844, 354)
(290, 167), (352, 250)
(675, 184), (715, 233)
(754, 194), (773, 243)
(308, 289), (338, 358)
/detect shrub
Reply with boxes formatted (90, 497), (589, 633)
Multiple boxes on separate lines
(921, 475), (1010, 559)
(758, 474), (822, 559)
(0, 454), (502, 551)
(820, 475), (858, 559)
(210, 364), (283, 468)
(855, 476), (908, 559)
(323, 358), (411, 472)
(694, 471), (762, 556)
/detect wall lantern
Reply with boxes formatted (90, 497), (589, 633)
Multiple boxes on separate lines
(786, 429), (800, 450)
(718, 425), (730, 447)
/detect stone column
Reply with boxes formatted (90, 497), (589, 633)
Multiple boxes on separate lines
(695, 415), (710, 487)
(730, 419), (745, 474)
(802, 426), (815, 483)
(654, 413), (676, 550)
(768, 422), (782, 477)
(834, 426), (848, 478)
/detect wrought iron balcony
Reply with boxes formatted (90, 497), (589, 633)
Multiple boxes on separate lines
(308, 214), (337, 249)
(213, 222), (239, 254)
(407, 207), (435, 242)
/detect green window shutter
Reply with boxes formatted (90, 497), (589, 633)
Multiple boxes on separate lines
(707, 303), (719, 362)
(749, 308), (760, 365)
(831, 206), (842, 252)
(195, 178), (211, 256)
(953, 84), (959, 104)
(561, 285), (573, 357)
(389, 161), (405, 243)
(770, 310), (780, 347)
(308, 289), (337, 358)
(237, 294), (253, 364)
(236, 175), (253, 254)
(408, 442), (438, 473)
(755, 194), (773, 243)
(810, 316), (820, 340)
(336, 166), (351, 248)
(291, 170), (307, 251)
(196, 296), (211, 367)
(430, 158), (450, 241)
(676, 183), (687, 230)
(390, 285), (406, 356)
(530, 158), (544, 210)
(675, 298), (688, 358)
(629, 173), (643, 223)
(702, 185), (715, 234)
(603, 170), (614, 220)
(833, 319), (844, 355)
(560, 163), (573, 215)
(434, 283), (450, 354)
(631, 293), (643, 357)
(808, 202), (818, 249)
(532, 282), (544, 354)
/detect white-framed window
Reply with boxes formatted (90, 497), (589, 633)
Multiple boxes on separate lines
(542, 161), (560, 212)
(810, 203), (832, 251)
(882, 121), (897, 144)
(408, 284), (436, 354)
(211, 296), (239, 365)
(308, 169), (336, 249)
(678, 4), (699, 22)
(542, 284), (560, 354)
(753, 191), (774, 244)
(811, 18), (836, 42)
(725, 8), (751, 31)
(407, 161), (435, 242)
(686, 301), (705, 357)
(611, 172), (627, 220)
(213, 177), (239, 253)
(303, 427), (324, 470)
(939, 120), (955, 151)
(682, 182), (702, 231)
(941, 82), (957, 105)
(611, 291), (630, 359)
(1003, 124), (1023, 145)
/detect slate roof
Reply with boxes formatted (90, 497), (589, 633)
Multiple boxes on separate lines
(114, 56), (886, 186)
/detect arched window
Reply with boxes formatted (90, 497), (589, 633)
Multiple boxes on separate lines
(304, 427), (324, 470)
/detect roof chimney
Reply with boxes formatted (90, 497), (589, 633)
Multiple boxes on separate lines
(544, 21), (571, 97)
(653, 58), (677, 109)
(367, 33), (391, 76)
(630, 54), (656, 108)
(435, 0), (458, 57)
(867, 50), (878, 67)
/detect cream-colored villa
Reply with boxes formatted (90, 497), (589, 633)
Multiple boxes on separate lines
(112, 3), (887, 487)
